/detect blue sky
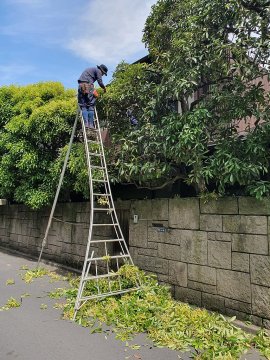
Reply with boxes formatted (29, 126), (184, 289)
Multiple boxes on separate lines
(0, 0), (156, 89)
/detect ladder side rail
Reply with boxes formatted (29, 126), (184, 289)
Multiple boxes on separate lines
(75, 250), (94, 311)
(94, 108), (134, 264)
(37, 108), (80, 266)
(96, 135), (126, 250)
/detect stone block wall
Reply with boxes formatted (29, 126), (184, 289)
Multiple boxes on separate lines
(129, 197), (270, 328)
(1, 197), (270, 328)
(0, 201), (130, 269)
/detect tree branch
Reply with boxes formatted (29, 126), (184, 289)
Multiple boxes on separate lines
(240, 0), (270, 18)
(121, 174), (187, 190)
(190, 76), (233, 110)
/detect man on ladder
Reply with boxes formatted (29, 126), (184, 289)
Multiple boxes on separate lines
(77, 64), (108, 136)
(38, 64), (140, 318)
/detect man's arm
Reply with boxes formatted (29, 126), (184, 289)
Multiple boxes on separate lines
(96, 69), (106, 92)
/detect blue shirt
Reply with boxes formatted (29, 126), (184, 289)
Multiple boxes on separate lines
(78, 67), (105, 89)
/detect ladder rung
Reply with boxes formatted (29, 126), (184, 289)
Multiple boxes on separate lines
(92, 223), (118, 226)
(91, 239), (124, 243)
(93, 207), (113, 211)
(91, 165), (105, 169)
(88, 254), (131, 262)
(88, 152), (102, 157)
(87, 140), (100, 144)
(92, 179), (108, 183)
(79, 287), (140, 302)
(84, 273), (118, 281)
(93, 193), (111, 196)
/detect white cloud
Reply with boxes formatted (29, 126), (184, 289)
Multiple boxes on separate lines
(1, 0), (157, 79)
(67, 0), (156, 64)
(1, 0), (156, 62)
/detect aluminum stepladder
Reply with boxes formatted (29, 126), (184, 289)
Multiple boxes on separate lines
(37, 106), (140, 320)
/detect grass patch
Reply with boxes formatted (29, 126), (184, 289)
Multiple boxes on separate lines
(46, 265), (270, 359)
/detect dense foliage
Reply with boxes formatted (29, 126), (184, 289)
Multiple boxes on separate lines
(99, 0), (270, 197)
(0, 82), (92, 208)
(1, 0), (270, 207)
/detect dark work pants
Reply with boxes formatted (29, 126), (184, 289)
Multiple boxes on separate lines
(77, 85), (96, 128)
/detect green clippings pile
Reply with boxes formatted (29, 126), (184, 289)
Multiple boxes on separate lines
(6, 279), (15, 285)
(21, 267), (67, 283)
(48, 265), (270, 360)
(21, 267), (49, 283)
(20, 265), (29, 270)
(0, 297), (21, 311)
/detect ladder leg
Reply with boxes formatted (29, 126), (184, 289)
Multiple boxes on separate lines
(37, 108), (80, 266)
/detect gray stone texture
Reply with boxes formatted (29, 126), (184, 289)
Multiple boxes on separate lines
(217, 269), (251, 302)
(263, 319), (270, 329)
(168, 261), (187, 287)
(188, 281), (217, 294)
(148, 221), (169, 244)
(232, 252), (250, 273)
(252, 285), (270, 319)
(200, 214), (222, 232)
(129, 222), (148, 248)
(225, 298), (251, 313)
(207, 231), (232, 242)
(129, 247), (138, 262)
(130, 200), (152, 220)
(158, 243), (181, 262)
(179, 231), (208, 265)
(200, 197), (238, 214)
(202, 293), (225, 312)
(208, 241), (231, 269)
(147, 241), (158, 250)
(137, 247), (158, 257)
(250, 315), (263, 327)
(239, 197), (270, 215)
(158, 231), (208, 265)
(250, 255), (270, 286)
(152, 199), (169, 220)
(175, 286), (202, 307)
(188, 264), (216, 285)
(223, 215), (267, 234)
(225, 308), (249, 321)
(232, 233), (268, 254)
(169, 198), (199, 229)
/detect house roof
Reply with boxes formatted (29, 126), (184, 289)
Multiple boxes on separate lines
(132, 55), (151, 64)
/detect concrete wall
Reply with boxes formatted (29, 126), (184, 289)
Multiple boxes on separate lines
(0, 197), (270, 328)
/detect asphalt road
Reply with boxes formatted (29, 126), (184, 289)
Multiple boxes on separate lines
(0, 249), (191, 360)
(0, 249), (266, 360)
